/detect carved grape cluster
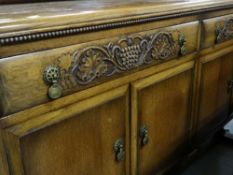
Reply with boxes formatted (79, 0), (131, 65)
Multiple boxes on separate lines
(120, 44), (141, 68)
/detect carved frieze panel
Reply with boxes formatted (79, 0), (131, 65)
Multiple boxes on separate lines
(43, 32), (185, 99)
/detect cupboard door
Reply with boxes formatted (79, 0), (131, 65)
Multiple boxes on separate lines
(131, 62), (194, 175)
(1, 85), (129, 175)
(197, 52), (233, 136)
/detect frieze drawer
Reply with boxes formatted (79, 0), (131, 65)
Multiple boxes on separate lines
(202, 14), (233, 48)
(0, 21), (199, 117)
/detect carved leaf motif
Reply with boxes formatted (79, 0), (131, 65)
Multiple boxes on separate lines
(152, 33), (177, 60)
(225, 19), (233, 36)
(71, 49), (109, 84)
(216, 18), (233, 43)
(59, 32), (180, 87)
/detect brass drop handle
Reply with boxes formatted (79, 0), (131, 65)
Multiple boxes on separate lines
(178, 33), (187, 56)
(43, 65), (63, 100)
(139, 125), (149, 147)
(114, 138), (125, 162)
(227, 79), (233, 94)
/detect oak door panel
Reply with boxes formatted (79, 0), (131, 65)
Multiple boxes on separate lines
(131, 62), (194, 175)
(198, 52), (233, 135)
(1, 85), (129, 175)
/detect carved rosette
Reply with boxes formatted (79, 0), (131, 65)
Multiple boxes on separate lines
(45, 32), (182, 91)
(70, 48), (110, 85)
(216, 18), (233, 43)
(151, 33), (177, 60)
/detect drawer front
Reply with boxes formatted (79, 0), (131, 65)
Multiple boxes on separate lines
(1, 85), (129, 175)
(0, 21), (199, 116)
(202, 14), (233, 48)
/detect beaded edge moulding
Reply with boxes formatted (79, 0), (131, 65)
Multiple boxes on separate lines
(1, 5), (233, 46)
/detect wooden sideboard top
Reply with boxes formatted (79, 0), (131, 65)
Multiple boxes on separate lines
(0, 0), (233, 38)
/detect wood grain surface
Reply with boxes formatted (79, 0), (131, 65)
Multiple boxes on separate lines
(0, 0), (233, 37)
(1, 1), (233, 175)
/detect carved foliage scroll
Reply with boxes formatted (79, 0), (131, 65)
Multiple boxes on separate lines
(216, 18), (233, 43)
(47, 32), (183, 92)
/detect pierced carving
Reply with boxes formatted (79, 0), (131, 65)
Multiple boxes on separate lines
(216, 18), (233, 43)
(44, 32), (182, 94)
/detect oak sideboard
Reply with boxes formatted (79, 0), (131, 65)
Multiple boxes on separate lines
(0, 0), (233, 175)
